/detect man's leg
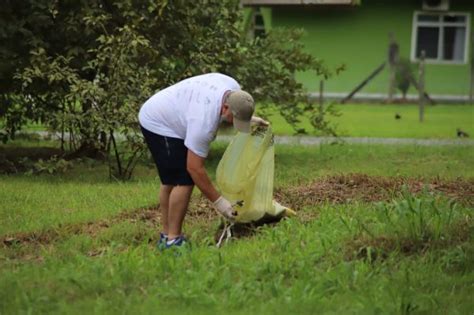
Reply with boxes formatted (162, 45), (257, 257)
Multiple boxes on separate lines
(167, 185), (194, 240)
(159, 184), (173, 234)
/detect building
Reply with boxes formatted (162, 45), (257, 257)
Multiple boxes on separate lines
(242, 0), (473, 103)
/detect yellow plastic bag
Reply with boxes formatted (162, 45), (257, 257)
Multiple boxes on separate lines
(216, 127), (295, 223)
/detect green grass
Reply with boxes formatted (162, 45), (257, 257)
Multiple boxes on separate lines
(262, 104), (474, 138)
(1, 143), (472, 235)
(1, 141), (473, 314)
(13, 103), (474, 139)
(1, 215), (472, 314)
(1, 201), (472, 314)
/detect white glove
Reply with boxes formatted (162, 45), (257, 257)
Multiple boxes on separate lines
(251, 116), (270, 126)
(213, 196), (236, 221)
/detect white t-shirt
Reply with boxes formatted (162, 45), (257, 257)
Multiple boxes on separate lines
(138, 73), (240, 158)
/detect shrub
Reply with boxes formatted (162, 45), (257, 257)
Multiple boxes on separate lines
(395, 58), (417, 100)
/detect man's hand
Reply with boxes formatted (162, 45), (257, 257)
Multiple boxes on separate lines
(213, 196), (237, 221)
(251, 116), (270, 127)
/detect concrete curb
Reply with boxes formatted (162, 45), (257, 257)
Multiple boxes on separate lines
(29, 131), (474, 147)
(216, 135), (474, 146)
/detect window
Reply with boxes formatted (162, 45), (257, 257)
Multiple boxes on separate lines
(252, 8), (266, 39)
(411, 12), (470, 64)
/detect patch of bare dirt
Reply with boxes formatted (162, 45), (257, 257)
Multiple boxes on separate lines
(0, 144), (69, 173)
(1, 206), (160, 249)
(275, 174), (474, 209)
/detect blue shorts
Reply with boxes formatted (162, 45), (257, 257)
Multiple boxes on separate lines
(141, 126), (194, 186)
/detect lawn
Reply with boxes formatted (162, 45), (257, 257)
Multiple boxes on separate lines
(15, 103), (474, 139)
(264, 103), (474, 138)
(1, 140), (473, 314)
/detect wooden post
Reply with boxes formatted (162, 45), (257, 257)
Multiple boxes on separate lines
(419, 51), (426, 122)
(388, 33), (399, 103)
(341, 62), (386, 104)
(319, 80), (324, 108)
(388, 64), (395, 103)
(470, 32), (474, 105)
(60, 103), (65, 151)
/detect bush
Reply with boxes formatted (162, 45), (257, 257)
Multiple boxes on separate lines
(395, 58), (417, 100)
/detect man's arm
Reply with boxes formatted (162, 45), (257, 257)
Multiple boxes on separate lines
(186, 149), (220, 202)
(187, 149), (236, 220)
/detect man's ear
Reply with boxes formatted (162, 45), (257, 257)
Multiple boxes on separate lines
(221, 104), (230, 114)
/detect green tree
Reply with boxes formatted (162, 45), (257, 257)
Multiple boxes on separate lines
(1, 0), (334, 179)
(395, 57), (417, 101)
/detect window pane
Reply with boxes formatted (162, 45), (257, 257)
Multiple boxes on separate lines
(418, 14), (440, 22)
(443, 27), (466, 61)
(416, 27), (439, 58)
(443, 15), (466, 23)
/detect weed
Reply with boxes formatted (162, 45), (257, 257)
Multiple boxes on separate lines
(344, 189), (472, 261)
(26, 156), (74, 175)
(375, 187), (466, 242)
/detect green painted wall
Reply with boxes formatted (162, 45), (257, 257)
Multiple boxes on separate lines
(269, 0), (473, 96)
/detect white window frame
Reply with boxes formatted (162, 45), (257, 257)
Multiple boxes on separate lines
(410, 11), (471, 65)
